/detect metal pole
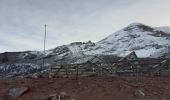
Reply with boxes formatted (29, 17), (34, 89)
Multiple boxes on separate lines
(43, 24), (47, 68)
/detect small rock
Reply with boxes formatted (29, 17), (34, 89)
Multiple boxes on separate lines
(47, 81), (54, 84)
(49, 94), (57, 97)
(60, 91), (72, 100)
(60, 91), (68, 97)
(16, 75), (25, 79)
(48, 92), (73, 100)
(49, 73), (54, 78)
(32, 73), (39, 79)
(41, 73), (49, 78)
(77, 82), (82, 86)
(50, 96), (57, 100)
(70, 97), (75, 100)
(48, 94), (57, 100)
(134, 90), (145, 98)
(7, 86), (30, 99)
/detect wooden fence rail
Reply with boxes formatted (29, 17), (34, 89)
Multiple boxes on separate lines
(49, 58), (170, 78)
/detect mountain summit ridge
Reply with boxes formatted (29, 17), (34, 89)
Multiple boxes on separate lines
(95, 23), (170, 58)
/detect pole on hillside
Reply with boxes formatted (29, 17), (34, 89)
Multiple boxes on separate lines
(43, 24), (47, 68)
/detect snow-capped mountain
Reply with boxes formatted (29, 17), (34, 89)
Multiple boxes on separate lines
(1, 23), (170, 64)
(43, 22), (170, 59)
(94, 23), (170, 58)
(46, 23), (170, 58)
(0, 22), (170, 77)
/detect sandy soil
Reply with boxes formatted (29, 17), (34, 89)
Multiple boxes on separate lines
(0, 76), (170, 100)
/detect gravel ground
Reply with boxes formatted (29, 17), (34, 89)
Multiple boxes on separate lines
(0, 76), (170, 100)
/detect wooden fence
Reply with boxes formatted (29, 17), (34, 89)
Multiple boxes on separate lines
(49, 58), (170, 78)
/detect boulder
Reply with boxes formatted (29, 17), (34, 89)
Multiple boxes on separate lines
(7, 86), (30, 99)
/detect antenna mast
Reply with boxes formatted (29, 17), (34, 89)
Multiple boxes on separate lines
(43, 24), (47, 68)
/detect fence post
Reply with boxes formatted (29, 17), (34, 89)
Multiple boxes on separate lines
(66, 65), (68, 78)
(76, 65), (79, 80)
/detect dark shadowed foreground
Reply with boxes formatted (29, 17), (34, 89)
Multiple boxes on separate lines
(0, 76), (170, 100)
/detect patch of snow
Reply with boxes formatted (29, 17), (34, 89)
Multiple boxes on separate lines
(68, 45), (84, 57)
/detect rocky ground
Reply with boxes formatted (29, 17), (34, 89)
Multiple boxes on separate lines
(0, 76), (170, 100)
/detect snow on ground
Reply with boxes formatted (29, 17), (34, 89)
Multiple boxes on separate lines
(68, 44), (84, 57)
(0, 63), (48, 78)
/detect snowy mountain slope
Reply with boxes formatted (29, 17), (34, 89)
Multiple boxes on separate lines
(0, 63), (47, 78)
(154, 26), (170, 34)
(35, 23), (170, 59)
(91, 23), (170, 58)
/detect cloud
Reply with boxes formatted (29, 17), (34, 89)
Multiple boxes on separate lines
(0, 0), (170, 53)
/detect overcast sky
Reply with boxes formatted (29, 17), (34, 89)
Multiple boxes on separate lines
(0, 0), (170, 53)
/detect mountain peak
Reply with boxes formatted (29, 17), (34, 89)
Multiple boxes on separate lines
(123, 22), (153, 32)
(97, 23), (170, 58)
(127, 22), (146, 27)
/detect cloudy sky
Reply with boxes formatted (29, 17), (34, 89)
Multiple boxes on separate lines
(0, 0), (170, 53)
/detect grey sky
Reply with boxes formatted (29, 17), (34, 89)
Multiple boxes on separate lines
(0, 0), (170, 53)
